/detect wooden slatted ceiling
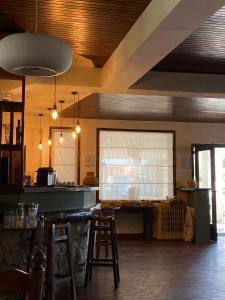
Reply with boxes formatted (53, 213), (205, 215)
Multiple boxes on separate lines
(63, 93), (225, 123)
(0, 11), (23, 39)
(153, 5), (225, 74)
(0, 0), (151, 67)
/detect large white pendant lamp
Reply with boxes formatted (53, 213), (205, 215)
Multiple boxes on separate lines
(0, 0), (72, 76)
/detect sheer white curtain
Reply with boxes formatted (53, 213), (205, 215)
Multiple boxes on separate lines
(51, 129), (78, 184)
(99, 130), (174, 200)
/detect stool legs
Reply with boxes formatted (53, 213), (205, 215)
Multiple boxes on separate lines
(46, 224), (56, 300)
(85, 220), (95, 286)
(85, 216), (120, 289)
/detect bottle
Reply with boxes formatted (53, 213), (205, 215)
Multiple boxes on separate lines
(15, 157), (21, 185)
(16, 120), (22, 145)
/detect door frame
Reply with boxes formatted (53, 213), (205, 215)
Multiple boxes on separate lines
(192, 143), (225, 241)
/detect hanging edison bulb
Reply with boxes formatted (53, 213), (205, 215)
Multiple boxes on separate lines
(59, 132), (64, 144)
(47, 108), (52, 146)
(38, 141), (43, 150)
(59, 100), (64, 144)
(72, 130), (76, 139)
(76, 91), (81, 133)
(52, 103), (58, 120)
(75, 122), (81, 134)
(38, 113), (43, 150)
(52, 77), (58, 120)
(48, 138), (52, 146)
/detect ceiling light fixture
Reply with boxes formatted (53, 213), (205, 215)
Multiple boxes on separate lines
(52, 76), (58, 120)
(75, 91), (81, 134)
(38, 113), (43, 150)
(47, 107), (52, 146)
(71, 91), (77, 139)
(59, 100), (64, 144)
(0, 0), (72, 76)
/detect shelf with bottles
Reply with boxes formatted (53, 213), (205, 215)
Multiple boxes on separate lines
(0, 110), (23, 146)
(0, 77), (25, 187)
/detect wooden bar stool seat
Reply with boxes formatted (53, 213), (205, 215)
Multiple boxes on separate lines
(85, 210), (120, 288)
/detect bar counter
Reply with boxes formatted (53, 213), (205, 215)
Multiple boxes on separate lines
(0, 185), (99, 288)
(0, 186), (98, 220)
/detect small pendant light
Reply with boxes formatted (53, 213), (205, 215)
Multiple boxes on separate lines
(75, 91), (81, 134)
(59, 100), (64, 144)
(38, 113), (43, 150)
(52, 76), (58, 120)
(71, 91), (77, 139)
(47, 107), (52, 146)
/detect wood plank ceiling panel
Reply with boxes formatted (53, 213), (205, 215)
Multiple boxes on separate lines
(152, 5), (225, 74)
(63, 93), (225, 123)
(0, 0), (151, 67)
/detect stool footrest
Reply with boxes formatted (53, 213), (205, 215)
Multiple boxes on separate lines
(55, 274), (72, 284)
(97, 240), (111, 245)
(92, 258), (115, 262)
(54, 235), (68, 242)
(94, 226), (113, 230)
(91, 263), (114, 267)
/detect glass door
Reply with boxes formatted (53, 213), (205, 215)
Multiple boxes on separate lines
(192, 144), (217, 241)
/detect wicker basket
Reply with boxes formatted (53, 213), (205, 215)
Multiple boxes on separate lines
(153, 204), (185, 239)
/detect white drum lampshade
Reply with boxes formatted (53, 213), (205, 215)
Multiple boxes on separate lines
(0, 33), (73, 76)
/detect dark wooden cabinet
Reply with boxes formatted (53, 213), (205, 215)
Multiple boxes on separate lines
(0, 77), (25, 186)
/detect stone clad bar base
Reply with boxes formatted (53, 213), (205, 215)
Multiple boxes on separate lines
(0, 220), (90, 288)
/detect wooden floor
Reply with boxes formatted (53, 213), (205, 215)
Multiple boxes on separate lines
(77, 237), (225, 300)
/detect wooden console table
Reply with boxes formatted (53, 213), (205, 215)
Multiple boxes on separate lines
(103, 206), (154, 239)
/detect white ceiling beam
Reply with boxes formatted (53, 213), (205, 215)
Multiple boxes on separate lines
(102, 0), (225, 89)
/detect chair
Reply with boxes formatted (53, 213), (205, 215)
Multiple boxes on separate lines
(0, 249), (45, 300)
(45, 222), (76, 300)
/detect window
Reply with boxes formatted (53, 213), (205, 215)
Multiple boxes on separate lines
(51, 128), (78, 184)
(98, 130), (175, 200)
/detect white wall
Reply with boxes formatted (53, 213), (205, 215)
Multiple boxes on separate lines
(25, 116), (225, 184)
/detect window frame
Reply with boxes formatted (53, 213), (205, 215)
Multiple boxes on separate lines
(96, 128), (176, 201)
(49, 126), (81, 184)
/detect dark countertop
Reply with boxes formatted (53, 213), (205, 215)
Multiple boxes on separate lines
(0, 186), (99, 193)
(23, 186), (99, 193)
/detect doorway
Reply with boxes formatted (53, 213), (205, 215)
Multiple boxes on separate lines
(215, 148), (225, 235)
(192, 144), (225, 241)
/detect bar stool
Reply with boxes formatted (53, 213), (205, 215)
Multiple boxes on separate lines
(85, 210), (120, 288)
(45, 222), (76, 300)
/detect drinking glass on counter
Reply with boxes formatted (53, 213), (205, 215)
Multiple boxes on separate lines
(17, 203), (39, 228)
(3, 203), (39, 228)
(3, 210), (16, 228)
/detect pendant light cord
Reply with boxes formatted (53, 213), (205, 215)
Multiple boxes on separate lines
(54, 76), (57, 105)
(60, 102), (63, 134)
(77, 91), (80, 122)
(48, 109), (51, 128)
(39, 115), (42, 141)
(35, 0), (38, 33)
(73, 93), (75, 127)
